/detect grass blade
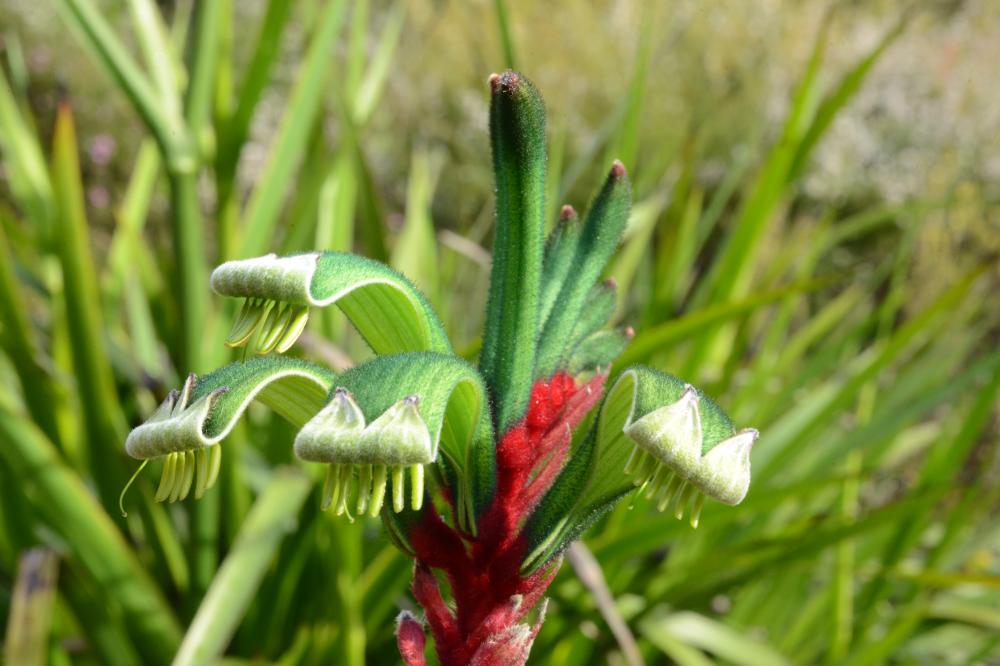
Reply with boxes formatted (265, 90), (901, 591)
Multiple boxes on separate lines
(239, 0), (348, 257)
(172, 469), (312, 666)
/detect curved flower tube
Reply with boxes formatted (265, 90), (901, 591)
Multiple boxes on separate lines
(124, 357), (335, 502)
(594, 366), (756, 526)
(210, 251), (451, 355)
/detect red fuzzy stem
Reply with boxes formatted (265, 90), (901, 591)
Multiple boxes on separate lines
(405, 372), (607, 665)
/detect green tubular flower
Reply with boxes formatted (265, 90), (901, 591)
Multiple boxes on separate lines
(124, 357), (335, 504)
(523, 366), (757, 572)
(210, 251), (451, 355)
(608, 367), (757, 526)
(293, 352), (490, 519)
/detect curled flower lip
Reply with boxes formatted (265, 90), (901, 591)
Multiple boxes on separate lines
(210, 252), (452, 356)
(623, 384), (757, 525)
(294, 388), (435, 517)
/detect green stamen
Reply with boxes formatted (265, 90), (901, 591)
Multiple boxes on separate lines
(392, 465), (405, 513)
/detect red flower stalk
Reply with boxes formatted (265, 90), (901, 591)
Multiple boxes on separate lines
(403, 373), (605, 665)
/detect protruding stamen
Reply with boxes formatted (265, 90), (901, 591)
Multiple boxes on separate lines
(177, 450), (196, 501)
(275, 306), (310, 353)
(257, 303), (293, 354)
(335, 464), (352, 517)
(226, 298), (267, 348)
(356, 464), (372, 514)
(392, 465), (405, 513)
(370, 465), (388, 516)
(690, 493), (706, 528)
(155, 452), (177, 502)
(623, 445), (643, 475)
(645, 464), (670, 499)
(322, 464), (339, 511)
(168, 450), (188, 502)
(673, 482), (695, 521)
(656, 475), (682, 512)
(636, 452), (657, 486)
(194, 448), (210, 499)
(410, 465), (424, 511)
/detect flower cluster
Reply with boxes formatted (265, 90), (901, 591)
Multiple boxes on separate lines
(124, 71), (757, 666)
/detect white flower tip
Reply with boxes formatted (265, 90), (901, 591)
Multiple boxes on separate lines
(681, 384), (700, 404)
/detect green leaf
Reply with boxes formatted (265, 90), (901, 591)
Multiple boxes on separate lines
(480, 70), (547, 433)
(51, 102), (132, 511)
(391, 145), (443, 305)
(351, 2), (406, 125)
(0, 67), (54, 235)
(238, 0), (347, 257)
(210, 251), (452, 355)
(0, 408), (182, 662)
(54, 0), (193, 169)
(639, 610), (792, 666)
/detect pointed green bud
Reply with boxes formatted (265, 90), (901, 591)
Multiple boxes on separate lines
(211, 252), (450, 355)
(480, 70), (546, 433)
(536, 160), (631, 378)
(538, 204), (582, 331)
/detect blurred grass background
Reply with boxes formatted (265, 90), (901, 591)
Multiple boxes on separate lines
(0, 0), (998, 664)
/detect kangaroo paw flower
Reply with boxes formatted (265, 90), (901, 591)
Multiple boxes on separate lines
(610, 367), (757, 525)
(123, 357), (334, 505)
